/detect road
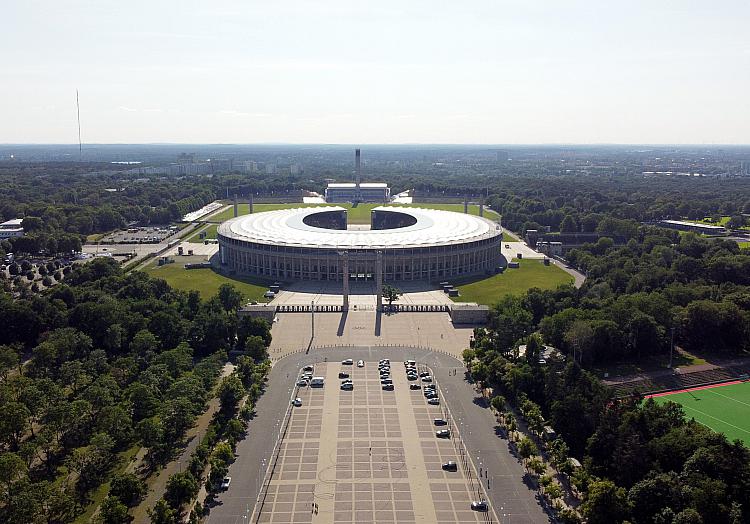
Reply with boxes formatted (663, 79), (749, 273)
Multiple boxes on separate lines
(206, 346), (550, 524)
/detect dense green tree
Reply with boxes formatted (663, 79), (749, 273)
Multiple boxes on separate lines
(217, 284), (244, 313)
(560, 214), (578, 232)
(581, 480), (629, 524)
(98, 496), (132, 524)
(218, 375), (245, 413)
(148, 498), (178, 524)
(109, 472), (146, 506)
(164, 471), (198, 510)
(243, 335), (267, 361)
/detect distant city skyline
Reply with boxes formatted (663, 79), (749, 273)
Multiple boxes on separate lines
(3, 0), (749, 144)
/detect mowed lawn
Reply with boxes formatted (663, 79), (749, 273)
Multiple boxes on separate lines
(452, 260), (573, 305)
(205, 202), (494, 225)
(144, 261), (270, 301)
(187, 223), (218, 243)
(653, 381), (750, 446)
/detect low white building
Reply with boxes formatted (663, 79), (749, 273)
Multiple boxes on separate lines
(325, 182), (390, 203)
(0, 219), (24, 239)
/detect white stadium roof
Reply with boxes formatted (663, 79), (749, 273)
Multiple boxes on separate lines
(217, 206), (501, 249)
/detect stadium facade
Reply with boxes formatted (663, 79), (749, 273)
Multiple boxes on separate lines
(217, 206), (503, 283)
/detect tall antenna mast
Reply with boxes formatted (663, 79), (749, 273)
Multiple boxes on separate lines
(76, 89), (82, 161)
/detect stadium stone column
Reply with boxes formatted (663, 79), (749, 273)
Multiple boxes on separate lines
(341, 251), (349, 310)
(376, 251), (383, 311)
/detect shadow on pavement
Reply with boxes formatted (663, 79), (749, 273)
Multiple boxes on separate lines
(336, 310), (348, 336)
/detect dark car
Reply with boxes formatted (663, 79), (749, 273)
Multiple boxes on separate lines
(436, 429), (451, 438)
(382, 383), (394, 391)
(433, 418), (447, 426)
(409, 383), (422, 390)
(471, 500), (488, 512)
(338, 372), (350, 379)
(442, 461), (458, 471)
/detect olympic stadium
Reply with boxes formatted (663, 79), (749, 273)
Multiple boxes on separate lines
(217, 206), (503, 283)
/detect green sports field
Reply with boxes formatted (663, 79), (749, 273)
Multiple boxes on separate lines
(205, 202), (493, 224)
(652, 381), (750, 445)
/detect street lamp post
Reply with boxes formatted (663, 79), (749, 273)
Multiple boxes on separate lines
(669, 327), (675, 369)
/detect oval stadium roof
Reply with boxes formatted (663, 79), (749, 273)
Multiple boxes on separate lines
(217, 206), (501, 249)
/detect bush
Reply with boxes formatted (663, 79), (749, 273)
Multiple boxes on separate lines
(42, 276), (53, 287)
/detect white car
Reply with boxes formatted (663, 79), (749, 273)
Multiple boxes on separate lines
(342, 359), (354, 365)
(357, 360), (365, 367)
(292, 398), (303, 407)
(220, 476), (231, 490)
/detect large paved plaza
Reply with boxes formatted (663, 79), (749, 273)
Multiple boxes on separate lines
(256, 361), (490, 523)
(269, 311), (475, 360)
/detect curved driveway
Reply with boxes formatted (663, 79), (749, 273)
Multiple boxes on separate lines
(207, 346), (550, 524)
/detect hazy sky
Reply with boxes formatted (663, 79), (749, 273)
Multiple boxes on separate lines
(2, 0), (749, 144)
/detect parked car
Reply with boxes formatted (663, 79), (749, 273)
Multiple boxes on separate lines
(338, 372), (350, 379)
(382, 383), (394, 391)
(421, 376), (433, 382)
(428, 398), (441, 405)
(340, 382), (354, 390)
(409, 384), (422, 390)
(471, 500), (488, 512)
(436, 429), (450, 438)
(297, 379), (309, 387)
(220, 476), (232, 490)
(434, 418), (447, 426)
(341, 359), (353, 365)
(442, 461), (458, 472)
(292, 398), (303, 407)
(357, 360), (365, 367)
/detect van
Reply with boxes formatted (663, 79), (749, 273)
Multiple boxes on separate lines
(310, 377), (325, 387)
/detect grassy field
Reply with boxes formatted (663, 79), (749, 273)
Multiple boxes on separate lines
(144, 261), (270, 301)
(205, 202), (494, 224)
(739, 241), (750, 249)
(187, 223), (219, 243)
(451, 259), (573, 305)
(653, 381), (750, 446)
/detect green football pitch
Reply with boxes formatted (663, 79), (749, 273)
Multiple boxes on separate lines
(652, 381), (750, 445)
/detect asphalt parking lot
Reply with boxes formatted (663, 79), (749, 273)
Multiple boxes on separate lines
(207, 347), (549, 524)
